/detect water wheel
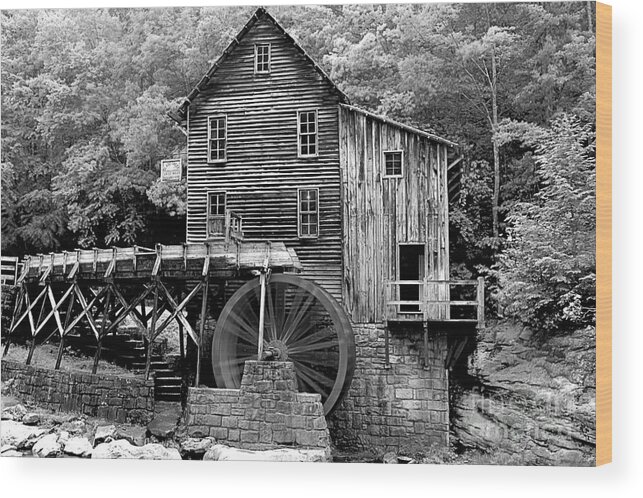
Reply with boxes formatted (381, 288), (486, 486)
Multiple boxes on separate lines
(212, 274), (355, 415)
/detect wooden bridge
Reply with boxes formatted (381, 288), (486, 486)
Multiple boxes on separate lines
(2, 242), (301, 384)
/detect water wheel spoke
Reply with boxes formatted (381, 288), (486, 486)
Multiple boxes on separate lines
(226, 308), (258, 344)
(283, 315), (318, 347)
(293, 360), (335, 394)
(288, 339), (339, 355)
(288, 351), (333, 366)
(281, 291), (316, 343)
(288, 325), (334, 350)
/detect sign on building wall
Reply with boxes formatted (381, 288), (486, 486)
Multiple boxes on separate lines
(160, 159), (182, 182)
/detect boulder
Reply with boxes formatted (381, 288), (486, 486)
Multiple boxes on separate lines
(64, 437), (93, 458)
(1, 404), (27, 421)
(92, 439), (181, 460)
(22, 413), (41, 426)
(382, 451), (397, 464)
(1, 421), (47, 449)
(93, 425), (117, 446)
(1, 449), (23, 458)
(179, 437), (215, 459)
(32, 433), (62, 458)
(1, 444), (17, 454)
(114, 425), (147, 446)
(203, 444), (331, 462)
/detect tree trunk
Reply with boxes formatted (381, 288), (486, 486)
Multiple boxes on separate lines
(490, 45), (500, 239)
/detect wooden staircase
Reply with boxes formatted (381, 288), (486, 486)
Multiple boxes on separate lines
(65, 332), (183, 402)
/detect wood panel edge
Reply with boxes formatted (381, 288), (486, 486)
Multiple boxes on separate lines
(596, 1), (612, 467)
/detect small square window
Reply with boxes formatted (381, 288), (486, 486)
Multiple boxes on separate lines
(384, 151), (403, 177)
(255, 44), (271, 74)
(298, 111), (318, 157)
(208, 116), (227, 163)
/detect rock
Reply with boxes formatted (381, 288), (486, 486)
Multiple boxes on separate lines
(397, 456), (416, 464)
(64, 437), (93, 458)
(147, 402), (182, 439)
(203, 444), (331, 462)
(32, 433), (62, 458)
(1, 444), (17, 454)
(0, 421), (47, 449)
(382, 451), (398, 464)
(93, 425), (117, 446)
(92, 439), (181, 460)
(114, 425), (147, 447)
(179, 437), (215, 459)
(1, 404), (27, 421)
(21, 413), (41, 425)
(60, 419), (87, 435)
(1, 449), (23, 458)
(57, 431), (70, 445)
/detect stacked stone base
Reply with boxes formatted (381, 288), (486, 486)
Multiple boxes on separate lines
(185, 361), (330, 453)
(1, 360), (155, 424)
(328, 323), (449, 455)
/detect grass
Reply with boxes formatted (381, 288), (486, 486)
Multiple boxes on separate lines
(4, 343), (141, 378)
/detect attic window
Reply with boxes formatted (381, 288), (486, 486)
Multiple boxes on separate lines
(255, 43), (271, 74)
(384, 151), (403, 177)
(208, 115), (227, 163)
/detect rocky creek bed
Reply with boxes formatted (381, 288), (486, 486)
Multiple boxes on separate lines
(450, 321), (596, 466)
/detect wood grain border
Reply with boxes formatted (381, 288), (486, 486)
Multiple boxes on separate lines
(596, 1), (612, 466)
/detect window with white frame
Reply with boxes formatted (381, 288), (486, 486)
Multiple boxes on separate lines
(207, 191), (226, 238)
(254, 43), (271, 74)
(298, 188), (319, 238)
(383, 150), (403, 177)
(208, 116), (227, 163)
(298, 110), (318, 157)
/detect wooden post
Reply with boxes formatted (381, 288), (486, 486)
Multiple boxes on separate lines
(55, 286), (76, 370)
(257, 270), (267, 361)
(93, 286), (112, 374)
(195, 277), (209, 387)
(477, 276), (485, 328)
(2, 284), (25, 357)
(423, 321), (430, 370)
(384, 324), (391, 369)
(145, 280), (160, 380)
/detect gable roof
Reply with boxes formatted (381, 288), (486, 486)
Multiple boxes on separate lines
(170, 7), (457, 150)
(171, 7), (349, 121)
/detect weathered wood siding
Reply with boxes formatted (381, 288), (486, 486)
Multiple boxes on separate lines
(339, 105), (450, 323)
(186, 17), (343, 301)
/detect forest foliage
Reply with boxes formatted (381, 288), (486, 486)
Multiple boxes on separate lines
(1, 3), (596, 332)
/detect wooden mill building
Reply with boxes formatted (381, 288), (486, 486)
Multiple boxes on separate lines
(170, 8), (484, 453)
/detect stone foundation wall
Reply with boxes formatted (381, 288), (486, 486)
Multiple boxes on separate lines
(185, 361), (330, 451)
(328, 323), (449, 455)
(1, 360), (155, 424)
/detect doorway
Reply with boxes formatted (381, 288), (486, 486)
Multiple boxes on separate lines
(398, 244), (425, 313)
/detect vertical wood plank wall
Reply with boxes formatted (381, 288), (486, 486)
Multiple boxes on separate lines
(186, 17), (343, 301)
(339, 106), (450, 324)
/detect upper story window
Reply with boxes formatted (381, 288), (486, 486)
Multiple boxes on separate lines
(208, 115), (227, 163)
(384, 150), (403, 177)
(298, 188), (319, 239)
(298, 110), (318, 158)
(207, 191), (226, 238)
(254, 43), (271, 74)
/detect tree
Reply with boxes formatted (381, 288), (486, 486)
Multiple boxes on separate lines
(493, 115), (595, 332)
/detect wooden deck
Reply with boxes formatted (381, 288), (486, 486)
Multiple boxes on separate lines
(17, 242), (301, 284)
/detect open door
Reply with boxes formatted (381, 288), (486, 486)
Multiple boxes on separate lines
(398, 244), (425, 313)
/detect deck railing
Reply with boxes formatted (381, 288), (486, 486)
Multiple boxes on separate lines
(1, 256), (21, 286)
(384, 277), (484, 326)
